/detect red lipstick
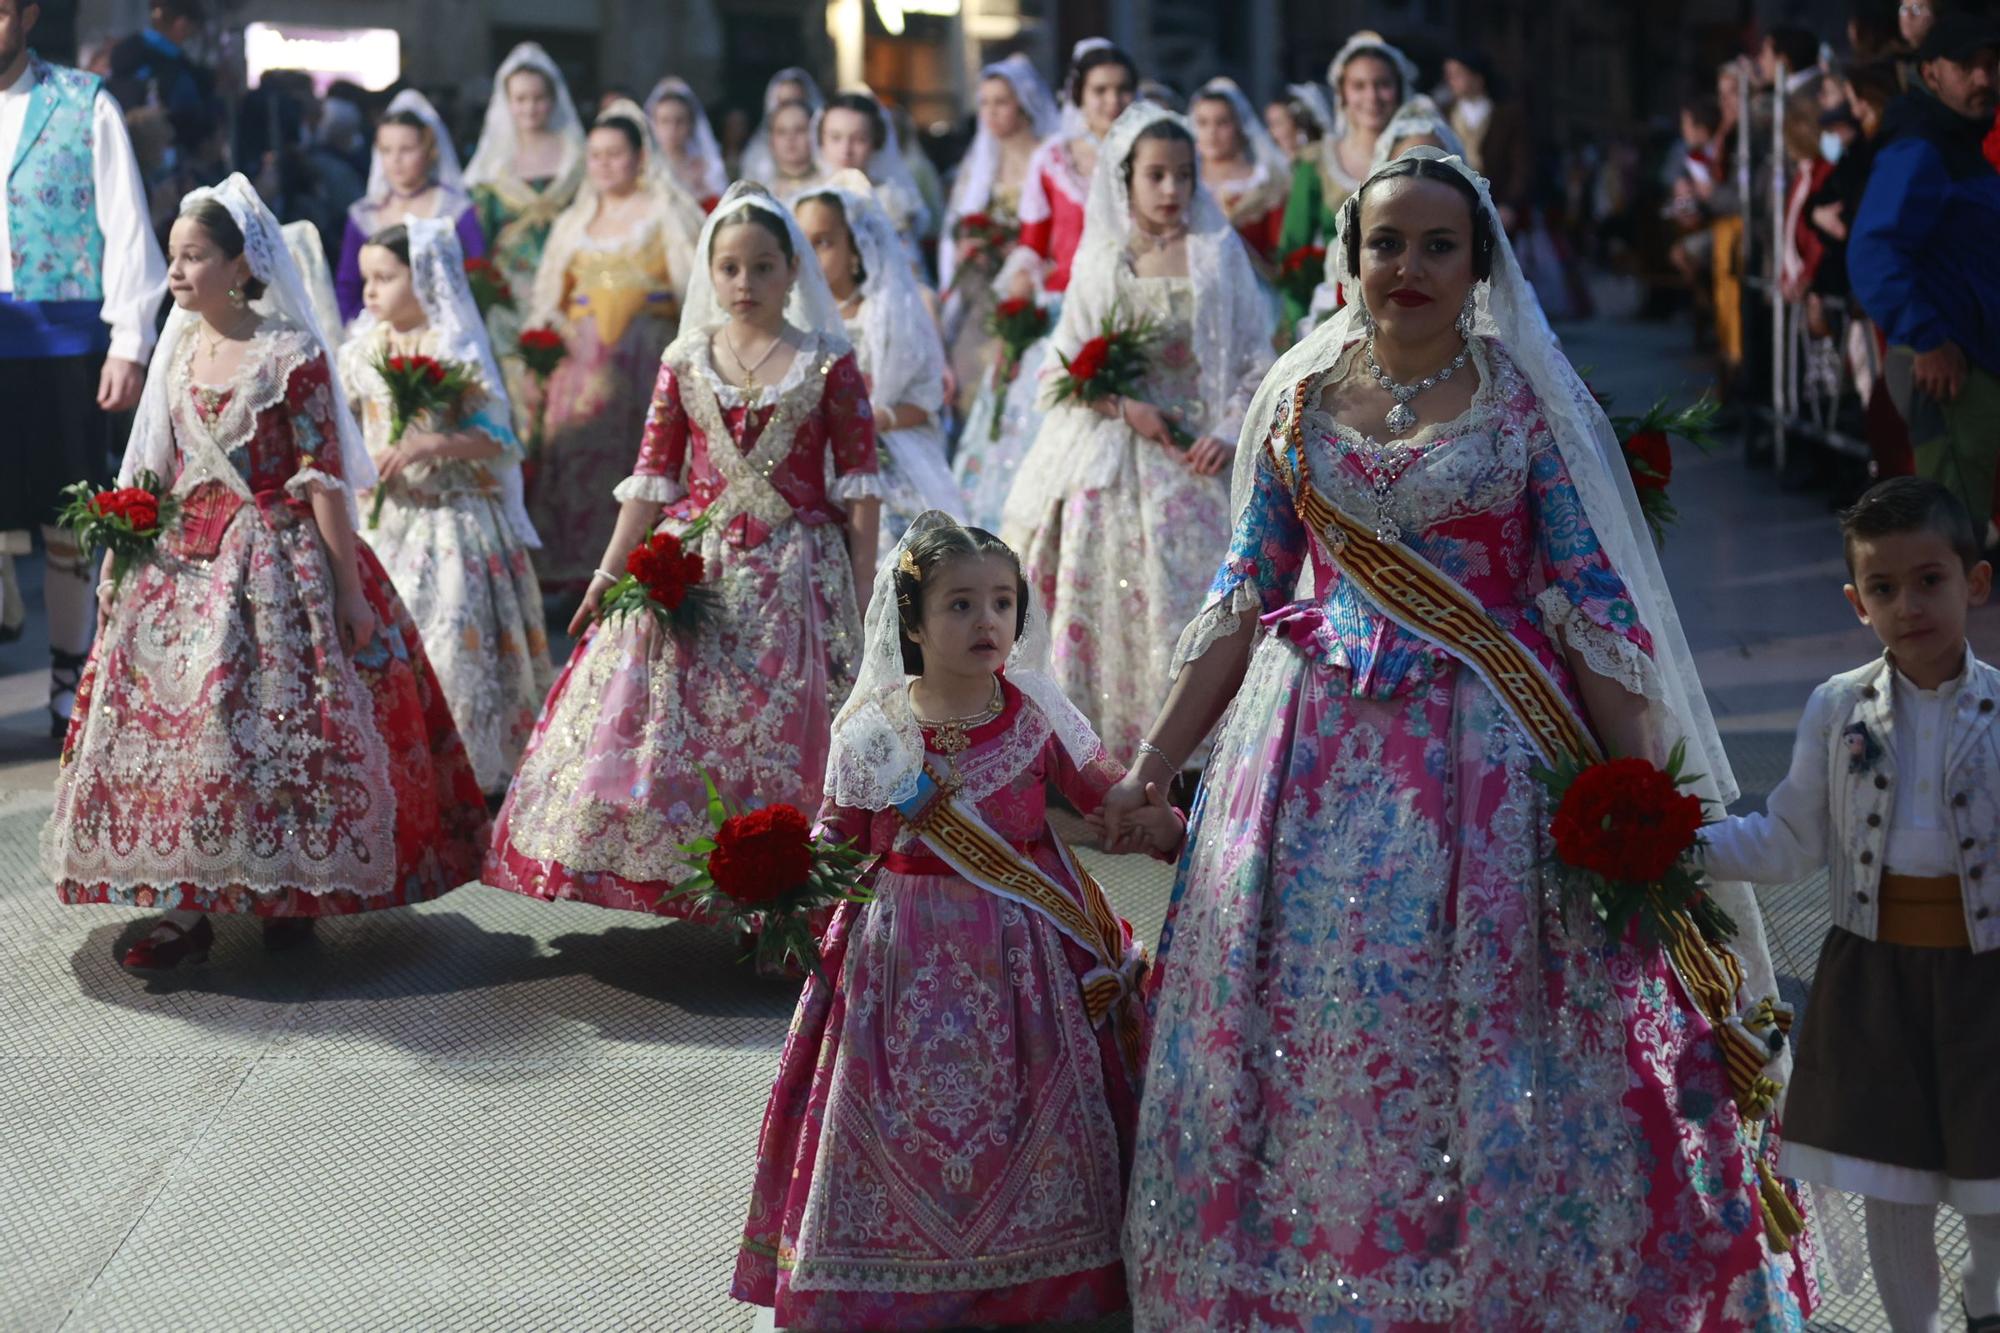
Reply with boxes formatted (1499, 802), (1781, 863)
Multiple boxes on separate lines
(1388, 289), (1433, 307)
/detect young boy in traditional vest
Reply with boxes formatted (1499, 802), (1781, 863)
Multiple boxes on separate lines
(0, 0), (166, 730)
(1704, 477), (2000, 1332)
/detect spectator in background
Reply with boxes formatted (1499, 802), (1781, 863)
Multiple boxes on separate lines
(1669, 93), (1726, 337)
(107, 0), (218, 172)
(1846, 0), (1904, 62)
(308, 96), (367, 247)
(1442, 51), (1530, 228)
(1849, 13), (2000, 541)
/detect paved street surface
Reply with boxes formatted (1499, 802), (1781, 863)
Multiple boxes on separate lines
(5, 317), (1995, 1332)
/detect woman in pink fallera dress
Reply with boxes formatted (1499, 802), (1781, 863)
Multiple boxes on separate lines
(1101, 150), (1820, 1330)
(485, 183), (880, 919)
(733, 515), (1184, 1330)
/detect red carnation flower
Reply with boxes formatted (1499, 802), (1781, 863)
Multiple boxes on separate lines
(996, 297), (1032, 318)
(122, 493), (160, 532)
(519, 329), (564, 352)
(1551, 757), (1705, 883)
(1624, 429), (1672, 491)
(707, 803), (814, 904)
(424, 361), (446, 385)
(1068, 335), (1111, 383)
(386, 356), (406, 373)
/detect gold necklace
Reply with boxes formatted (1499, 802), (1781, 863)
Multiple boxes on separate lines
(912, 677), (1004, 759)
(723, 326), (786, 391)
(197, 311), (256, 362)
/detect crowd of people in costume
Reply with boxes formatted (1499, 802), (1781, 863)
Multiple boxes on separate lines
(7, 0), (2000, 1325)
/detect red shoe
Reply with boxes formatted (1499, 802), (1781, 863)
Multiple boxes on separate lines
(121, 916), (214, 971)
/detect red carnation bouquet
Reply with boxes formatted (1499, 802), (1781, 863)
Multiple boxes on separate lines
(515, 326), (569, 463)
(464, 257), (514, 318)
(952, 211), (1019, 287)
(1536, 740), (1736, 950)
(1602, 391), (1719, 546)
(983, 296), (1052, 439)
(664, 773), (871, 980)
(56, 470), (177, 588)
(595, 516), (719, 642)
(367, 351), (476, 528)
(1276, 244), (1326, 313)
(1049, 313), (1194, 448)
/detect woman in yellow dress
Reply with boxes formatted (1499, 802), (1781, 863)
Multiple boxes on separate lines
(524, 100), (703, 591)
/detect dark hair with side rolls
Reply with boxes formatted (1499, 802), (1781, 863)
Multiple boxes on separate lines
(1068, 44), (1139, 106)
(1840, 477), (1983, 576)
(363, 223), (410, 266)
(711, 181), (797, 262)
(1343, 154), (1497, 282)
(894, 524), (1029, 675)
(820, 93), (887, 151)
(796, 190), (867, 288)
(1120, 117), (1196, 194)
(589, 112), (645, 156)
(180, 199), (267, 300)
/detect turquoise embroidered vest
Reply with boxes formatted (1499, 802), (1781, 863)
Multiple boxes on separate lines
(7, 55), (106, 303)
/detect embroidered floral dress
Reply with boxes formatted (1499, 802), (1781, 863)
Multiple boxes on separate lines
(45, 324), (488, 915)
(528, 216), (683, 590)
(733, 680), (1141, 1329)
(1124, 338), (1818, 1330)
(485, 334), (879, 915)
(343, 323), (553, 793)
(1007, 274), (1247, 764)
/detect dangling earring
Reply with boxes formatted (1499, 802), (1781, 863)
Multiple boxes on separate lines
(850, 258), (862, 283)
(228, 286), (247, 310)
(1359, 299), (1377, 335)
(1455, 288), (1476, 340)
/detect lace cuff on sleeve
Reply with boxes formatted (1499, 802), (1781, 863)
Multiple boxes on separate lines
(285, 468), (348, 500)
(1171, 581), (1263, 677)
(831, 471), (888, 505)
(1535, 584), (1663, 702)
(612, 474), (687, 505)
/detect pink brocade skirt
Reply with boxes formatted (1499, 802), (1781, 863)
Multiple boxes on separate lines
(731, 865), (1139, 1329)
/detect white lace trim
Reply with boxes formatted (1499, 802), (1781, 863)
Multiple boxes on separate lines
(829, 471), (887, 505)
(1533, 583), (1663, 702)
(285, 467), (347, 499)
(1171, 580), (1263, 676)
(612, 474), (687, 505)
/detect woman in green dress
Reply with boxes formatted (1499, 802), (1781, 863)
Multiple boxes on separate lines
(464, 43), (587, 438)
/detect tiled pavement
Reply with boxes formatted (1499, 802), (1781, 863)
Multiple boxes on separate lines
(4, 317), (1996, 1331)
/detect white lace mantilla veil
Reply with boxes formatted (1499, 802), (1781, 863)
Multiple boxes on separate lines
(1000, 101), (1272, 532)
(667, 181), (850, 365)
(810, 89), (933, 242)
(938, 53), (1059, 293)
(644, 76), (728, 199)
(1370, 94), (1467, 169)
(279, 219), (343, 353)
(462, 42), (584, 192)
(345, 217), (540, 549)
(528, 98), (703, 327)
(1215, 146), (1786, 1040)
(1192, 76), (1289, 191)
(741, 66), (826, 186)
(122, 174), (376, 524)
(1285, 81), (1336, 143)
(827, 510), (1105, 811)
(797, 172), (943, 422)
(365, 88), (468, 201)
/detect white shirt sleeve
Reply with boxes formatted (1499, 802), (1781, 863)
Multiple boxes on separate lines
(1701, 684), (1835, 884)
(92, 89), (167, 364)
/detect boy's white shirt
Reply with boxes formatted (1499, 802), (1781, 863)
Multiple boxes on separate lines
(1702, 645), (2000, 952)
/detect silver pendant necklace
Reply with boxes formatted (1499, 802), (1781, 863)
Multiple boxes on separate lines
(1365, 335), (1470, 437)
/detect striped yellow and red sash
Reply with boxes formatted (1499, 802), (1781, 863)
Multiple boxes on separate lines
(1276, 377), (1802, 1248)
(894, 766), (1147, 1069)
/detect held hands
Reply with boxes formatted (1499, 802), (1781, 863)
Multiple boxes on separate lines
(1086, 778), (1183, 857)
(95, 553), (118, 616)
(1120, 398), (1176, 449)
(375, 432), (444, 484)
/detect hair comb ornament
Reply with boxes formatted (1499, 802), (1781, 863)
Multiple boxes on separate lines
(898, 547), (922, 578)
